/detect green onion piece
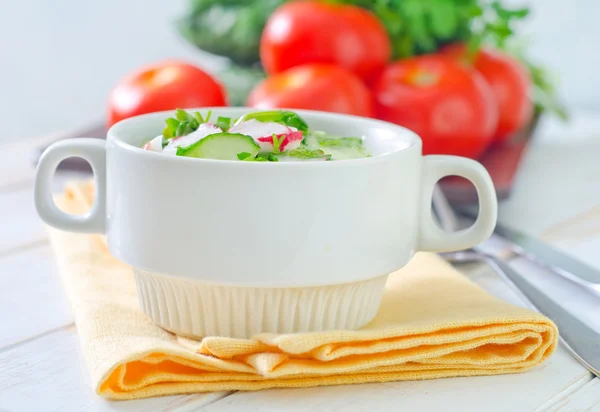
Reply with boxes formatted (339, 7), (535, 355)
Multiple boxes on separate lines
(216, 116), (232, 131)
(163, 118), (181, 139)
(175, 121), (188, 137)
(272, 133), (284, 153)
(175, 108), (192, 122)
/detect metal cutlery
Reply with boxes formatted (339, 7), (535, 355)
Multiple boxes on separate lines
(459, 206), (600, 293)
(433, 185), (600, 378)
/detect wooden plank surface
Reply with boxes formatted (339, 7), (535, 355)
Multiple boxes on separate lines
(551, 378), (600, 412)
(0, 188), (47, 255)
(0, 143), (37, 191)
(0, 246), (72, 348)
(0, 328), (228, 412)
(0, 172), (93, 256)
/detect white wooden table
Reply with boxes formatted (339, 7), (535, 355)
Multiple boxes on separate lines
(1, 112), (599, 411)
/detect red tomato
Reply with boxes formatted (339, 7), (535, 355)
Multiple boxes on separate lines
(373, 55), (498, 158)
(247, 64), (374, 117)
(443, 44), (533, 142)
(260, 1), (391, 83)
(108, 61), (227, 127)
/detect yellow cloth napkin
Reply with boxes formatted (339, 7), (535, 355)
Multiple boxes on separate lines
(49, 181), (558, 400)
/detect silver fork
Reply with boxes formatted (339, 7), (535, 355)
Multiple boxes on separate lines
(433, 185), (600, 377)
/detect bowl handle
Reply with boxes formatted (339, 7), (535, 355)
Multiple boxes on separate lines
(417, 155), (497, 252)
(34, 138), (106, 233)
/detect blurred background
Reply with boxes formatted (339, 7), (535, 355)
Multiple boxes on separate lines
(2, 0), (598, 142)
(2, 0), (599, 245)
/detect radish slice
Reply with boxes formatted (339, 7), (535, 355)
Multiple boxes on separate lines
(257, 131), (303, 152)
(162, 123), (222, 155)
(142, 135), (164, 152)
(228, 119), (303, 152)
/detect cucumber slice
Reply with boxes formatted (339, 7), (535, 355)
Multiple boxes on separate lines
(176, 133), (260, 160)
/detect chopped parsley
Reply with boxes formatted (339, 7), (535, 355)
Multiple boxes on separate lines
(162, 108), (214, 139)
(216, 116), (232, 131)
(238, 152), (279, 162)
(237, 152), (252, 160)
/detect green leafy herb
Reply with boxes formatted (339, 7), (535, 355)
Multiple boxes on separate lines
(235, 110), (309, 132)
(288, 147), (332, 161)
(237, 152), (252, 160)
(193, 110), (212, 124)
(162, 118), (181, 139)
(316, 136), (364, 149)
(328, 0), (481, 58)
(163, 109), (217, 139)
(176, 121), (195, 137)
(216, 116), (232, 131)
(175, 108), (192, 122)
(244, 152), (279, 162)
(466, 0), (529, 57)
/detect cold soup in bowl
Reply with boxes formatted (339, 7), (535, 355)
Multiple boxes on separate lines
(141, 109), (372, 161)
(34, 107), (497, 339)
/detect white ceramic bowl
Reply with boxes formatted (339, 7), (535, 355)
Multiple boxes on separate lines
(35, 108), (497, 338)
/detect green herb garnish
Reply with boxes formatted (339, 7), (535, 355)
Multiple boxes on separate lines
(163, 108), (215, 139)
(176, 121), (195, 137)
(256, 153), (279, 161)
(193, 110), (212, 124)
(271, 133), (284, 153)
(175, 108), (192, 122)
(216, 116), (232, 131)
(163, 118), (181, 139)
(237, 152), (252, 160)
(234, 110), (309, 132)
(288, 147), (332, 161)
(241, 152), (280, 162)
